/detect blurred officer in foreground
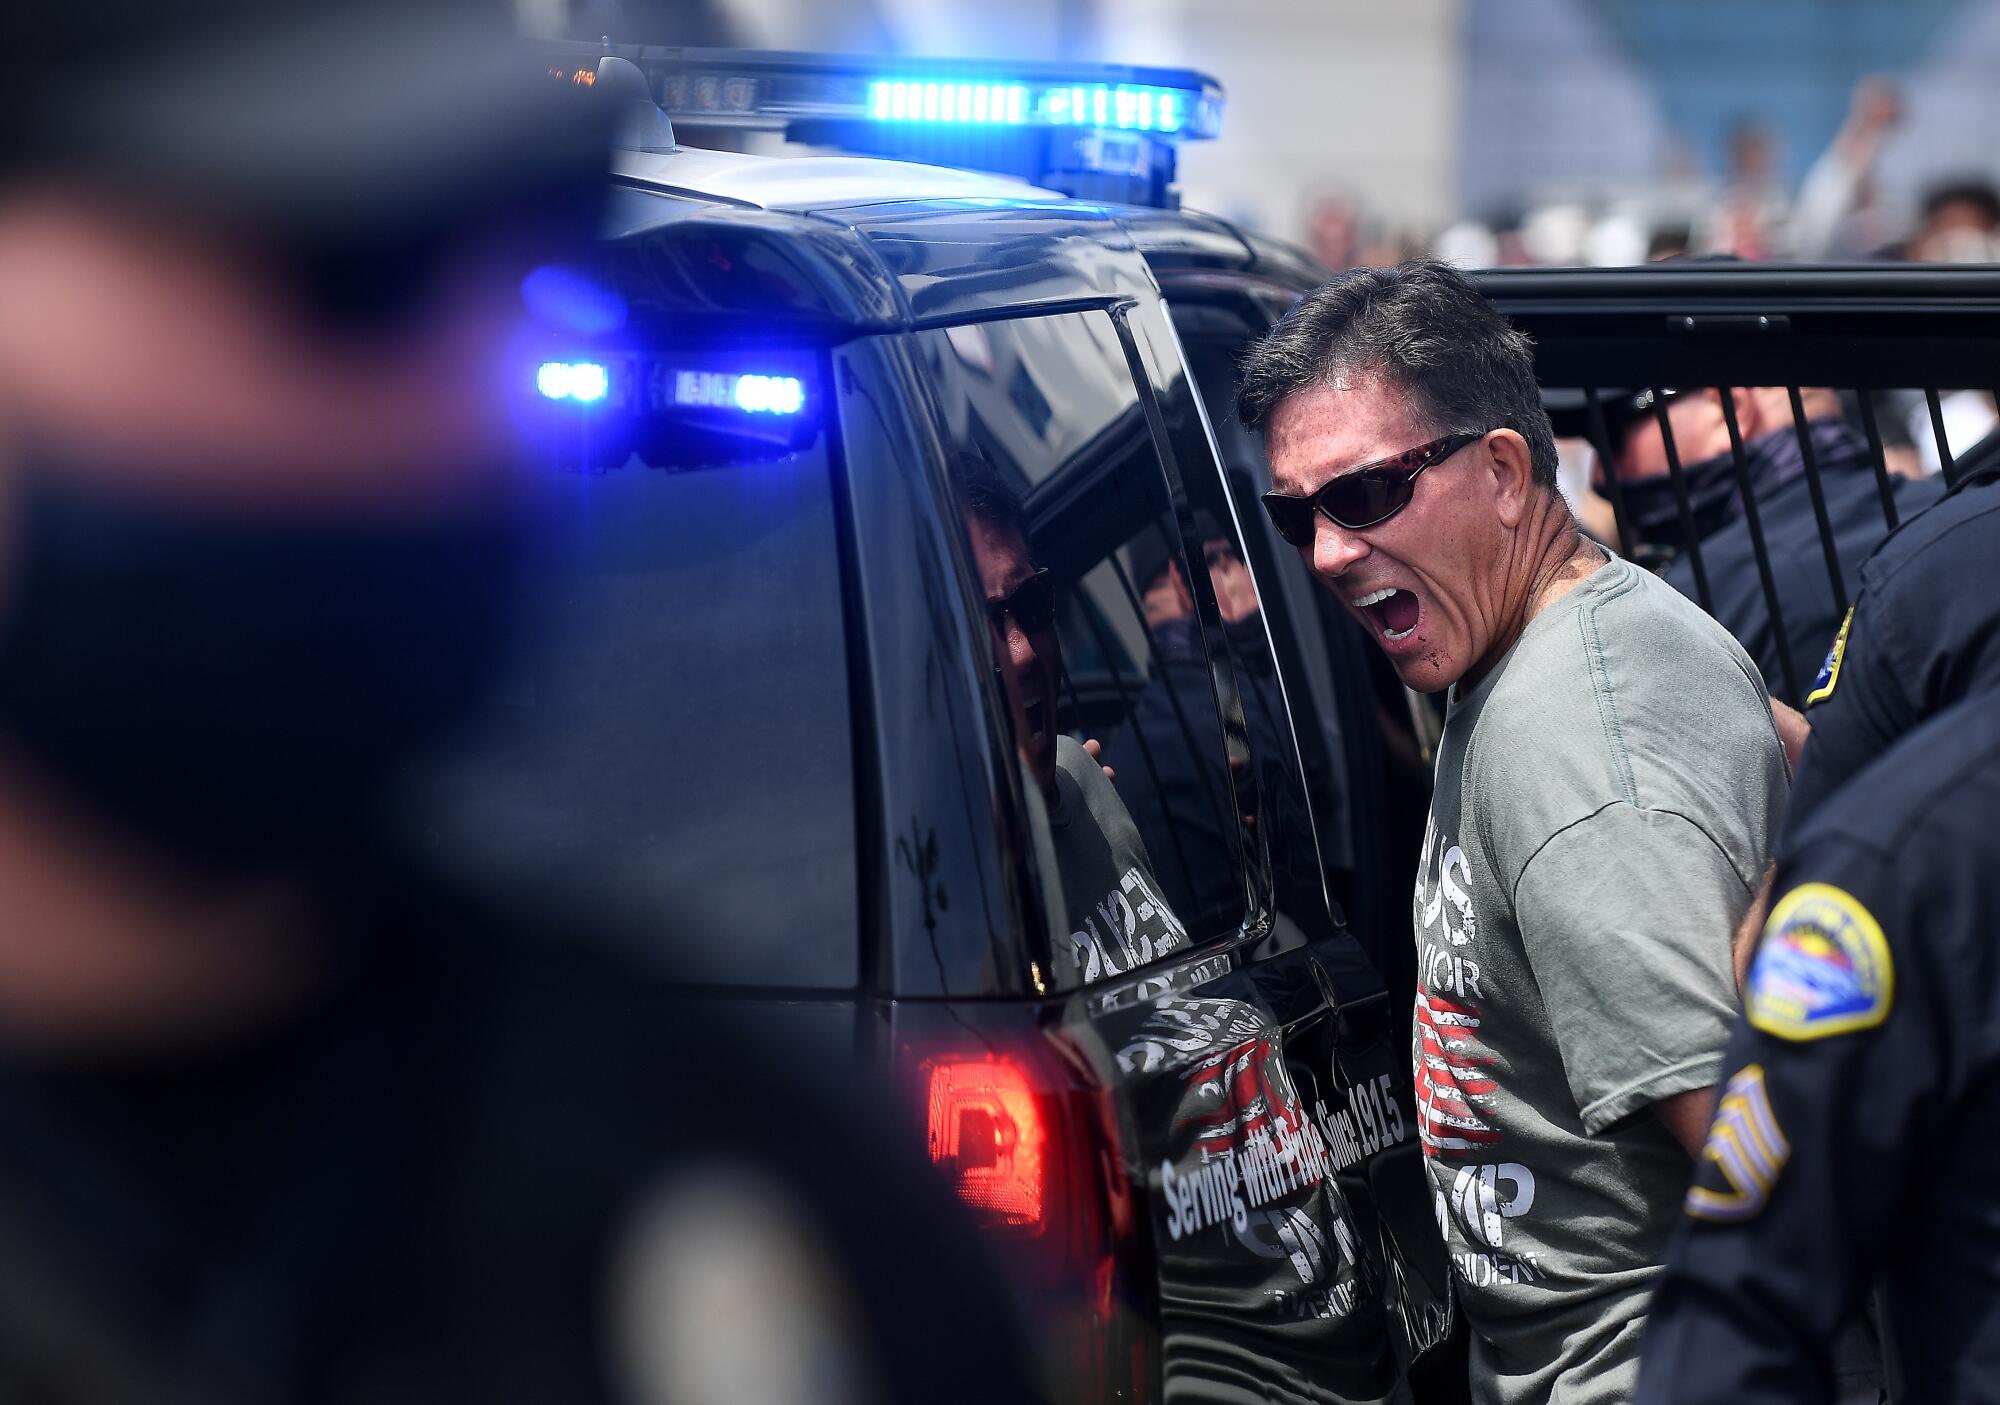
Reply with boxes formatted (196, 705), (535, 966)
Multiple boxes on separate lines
(0, 4), (1033, 1401)
(1635, 697), (2000, 1404)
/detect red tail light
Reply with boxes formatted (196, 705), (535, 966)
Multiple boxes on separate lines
(910, 1035), (1153, 1404)
(926, 1056), (1047, 1229)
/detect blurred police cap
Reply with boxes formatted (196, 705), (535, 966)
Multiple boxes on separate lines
(0, 1), (612, 263)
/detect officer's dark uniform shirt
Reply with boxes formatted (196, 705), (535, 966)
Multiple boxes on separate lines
(1787, 468), (2000, 819)
(1663, 442), (1943, 710)
(1634, 699), (2000, 1405)
(0, 864), (1036, 1403)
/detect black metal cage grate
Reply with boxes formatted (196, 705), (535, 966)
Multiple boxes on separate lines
(1475, 266), (2000, 706)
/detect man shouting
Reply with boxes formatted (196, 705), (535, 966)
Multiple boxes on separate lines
(1238, 260), (1787, 1405)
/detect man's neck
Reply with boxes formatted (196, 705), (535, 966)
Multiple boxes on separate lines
(0, 769), (320, 1056)
(1463, 498), (1607, 693)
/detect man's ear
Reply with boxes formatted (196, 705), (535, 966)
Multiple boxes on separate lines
(1487, 429), (1538, 528)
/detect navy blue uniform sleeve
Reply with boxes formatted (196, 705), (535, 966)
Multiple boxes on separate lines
(1634, 842), (1936, 1405)
(1787, 590), (1912, 821)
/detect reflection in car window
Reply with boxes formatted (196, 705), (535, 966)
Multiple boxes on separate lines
(398, 430), (858, 989)
(920, 311), (1249, 987)
(1096, 512), (1256, 934)
(953, 452), (1194, 988)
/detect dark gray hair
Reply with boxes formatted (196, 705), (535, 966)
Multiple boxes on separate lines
(1235, 258), (1559, 491)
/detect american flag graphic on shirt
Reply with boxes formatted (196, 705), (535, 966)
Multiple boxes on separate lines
(1415, 990), (1501, 1155)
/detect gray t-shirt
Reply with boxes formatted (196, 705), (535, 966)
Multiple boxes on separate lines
(1412, 555), (1787, 1405)
(1049, 734), (1189, 986)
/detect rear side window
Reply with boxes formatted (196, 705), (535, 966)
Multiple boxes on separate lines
(918, 310), (1251, 989)
(399, 381), (858, 989)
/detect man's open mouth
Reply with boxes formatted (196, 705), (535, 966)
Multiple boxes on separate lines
(1352, 586), (1420, 642)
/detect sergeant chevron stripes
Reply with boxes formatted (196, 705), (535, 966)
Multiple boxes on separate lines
(1685, 1064), (1790, 1223)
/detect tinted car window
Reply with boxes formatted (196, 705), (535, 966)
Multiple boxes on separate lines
(400, 413), (858, 989)
(919, 311), (1251, 987)
(835, 334), (1043, 999)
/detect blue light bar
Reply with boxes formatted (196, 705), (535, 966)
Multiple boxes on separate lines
(671, 370), (805, 416)
(866, 78), (1214, 136)
(538, 360), (609, 402)
(869, 81), (1030, 126)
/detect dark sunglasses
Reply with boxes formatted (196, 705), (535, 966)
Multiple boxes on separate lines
(987, 568), (1057, 634)
(1261, 430), (1487, 545)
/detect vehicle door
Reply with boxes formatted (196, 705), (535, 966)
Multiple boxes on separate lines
(889, 301), (1441, 1403)
(1162, 285), (1433, 986)
(1156, 283), (1456, 1370)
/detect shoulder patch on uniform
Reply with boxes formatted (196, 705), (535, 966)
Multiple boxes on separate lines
(1747, 882), (1893, 1041)
(1685, 1064), (1789, 1223)
(1805, 607), (1853, 706)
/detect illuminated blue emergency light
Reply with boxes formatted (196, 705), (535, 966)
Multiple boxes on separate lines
(671, 370), (805, 416)
(539, 44), (1224, 207)
(867, 79), (1199, 135)
(537, 360), (609, 402)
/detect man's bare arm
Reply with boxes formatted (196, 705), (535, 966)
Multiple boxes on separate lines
(1655, 1085), (1719, 1157)
(1771, 698), (1810, 770)
(1733, 865), (1777, 994)
(1663, 855), (1784, 1154)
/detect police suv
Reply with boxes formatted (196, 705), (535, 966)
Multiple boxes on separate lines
(400, 43), (1459, 1405)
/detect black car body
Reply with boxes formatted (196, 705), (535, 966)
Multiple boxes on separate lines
(400, 127), (1451, 1402)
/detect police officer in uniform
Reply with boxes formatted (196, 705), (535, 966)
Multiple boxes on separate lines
(1788, 455), (2000, 816)
(1633, 696), (2000, 1405)
(1560, 383), (1943, 712)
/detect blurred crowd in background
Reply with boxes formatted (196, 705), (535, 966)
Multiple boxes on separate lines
(1306, 77), (2000, 272)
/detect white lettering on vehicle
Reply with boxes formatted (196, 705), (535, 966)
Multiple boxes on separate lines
(1317, 1097), (1364, 1171)
(1311, 1073), (1409, 1171)
(1123, 868), (1188, 943)
(1161, 1151), (1248, 1240)
(1071, 865), (1187, 986)
(1162, 1114), (1339, 1243)
(1351, 1072), (1409, 1156)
